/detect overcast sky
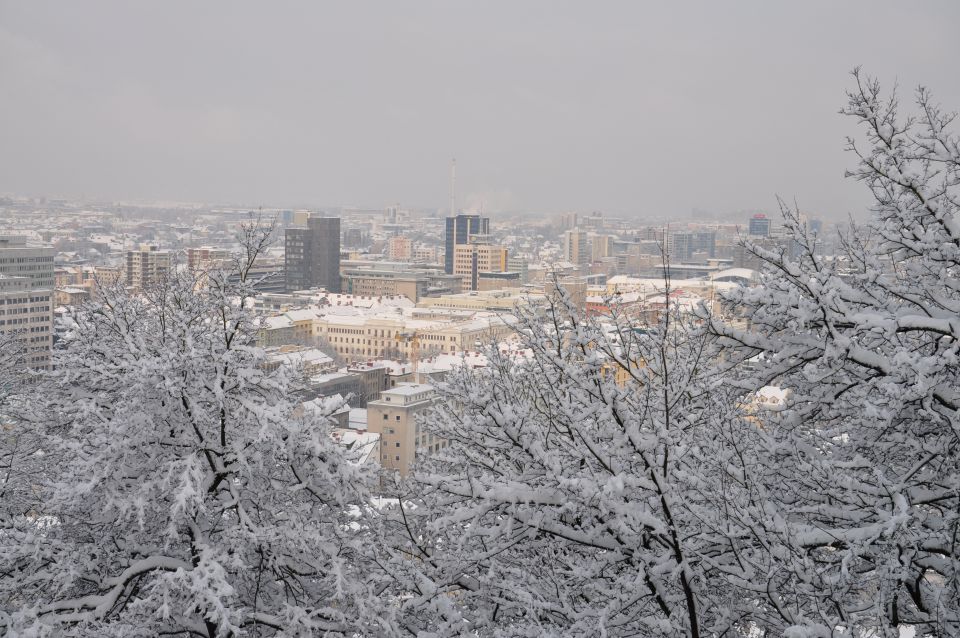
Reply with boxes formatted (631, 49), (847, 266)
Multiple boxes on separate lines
(1, 2), (958, 219)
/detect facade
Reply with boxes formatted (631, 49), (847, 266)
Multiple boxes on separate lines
(386, 236), (413, 261)
(341, 266), (462, 303)
(453, 242), (509, 291)
(125, 244), (172, 290)
(285, 216), (341, 292)
(748, 214), (771, 237)
(417, 289), (546, 312)
(0, 236), (55, 288)
(312, 314), (514, 363)
(477, 271), (521, 291)
(667, 231), (716, 261)
(564, 229), (591, 266)
(367, 384), (441, 475)
(444, 214), (489, 274)
(0, 236), (55, 370)
(187, 246), (230, 270)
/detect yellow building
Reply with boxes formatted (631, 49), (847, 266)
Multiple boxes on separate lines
(453, 243), (508, 290)
(312, 313), (514, 363)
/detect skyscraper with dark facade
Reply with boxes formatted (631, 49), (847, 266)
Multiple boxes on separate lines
(748, 214), (771, 237)
(444, 214), (489, 274)
(285, 216), (341, 292)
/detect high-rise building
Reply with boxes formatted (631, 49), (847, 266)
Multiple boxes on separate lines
(285, 216), (341, 292)
(0, 236), (54, 370)
(367, 383), (441, 475)
(666, 231), (715, 262)
(453, 241), (509, 291)
(564, 229), (590, 266)
(444, 214), (489, 274)
(126, 244), (172, 290)
(386, 236), (413, 261)
(748, 214), (771, 237)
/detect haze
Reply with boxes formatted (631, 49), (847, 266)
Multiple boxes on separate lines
(1, 1), (958, 219)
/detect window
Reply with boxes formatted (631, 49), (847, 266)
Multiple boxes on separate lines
(382, 414), (388, 420)
(395, 415), (400, 421)
(395, 442), (400, 448)
(395, 455), (400, 461)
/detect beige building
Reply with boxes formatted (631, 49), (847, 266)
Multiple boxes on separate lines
(126, 244), (172, 290)
(564, 229), (591, 266)
(187, 246), (230, 270)
(367, 383), (441, 475)
(386, 236), (413, 261)
(417, 289), (544, 312)
(312, 313), (514, 363)
(341, 267), (462, 303)
(453, 242), (509, 291)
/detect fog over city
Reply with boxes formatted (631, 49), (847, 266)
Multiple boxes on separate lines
(2, 1), (958, 218)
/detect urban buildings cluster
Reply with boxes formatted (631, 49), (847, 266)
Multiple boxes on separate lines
(0, 194), (833, 473)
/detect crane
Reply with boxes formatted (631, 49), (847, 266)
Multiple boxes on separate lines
(394, 331), (421, 384)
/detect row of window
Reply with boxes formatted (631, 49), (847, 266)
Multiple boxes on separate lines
(0, 256), (54, 263)
(0, 316), (49, 325)
(0, 306), (50, 315)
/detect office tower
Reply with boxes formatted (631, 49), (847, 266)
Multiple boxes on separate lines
(444, 214), (489, 274)
(748, 214), (771, 237)
(666, 231), (715, 262)
(453, 241), (509, 291)
(285, 216), (341, 293)
(564, 228), (590, 266)
(126, 244), (172, 290)
(0, 235), (54, 369)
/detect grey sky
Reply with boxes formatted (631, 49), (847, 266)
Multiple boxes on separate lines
(1, 1), (958, 219)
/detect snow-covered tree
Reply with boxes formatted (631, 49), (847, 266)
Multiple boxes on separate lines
(704, 70), (960, 635)
(388, 70), (960, 637)
(385, 282), (773, 636)
(0, 220), (393, 636)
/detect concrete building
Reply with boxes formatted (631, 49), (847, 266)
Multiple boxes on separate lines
(386, 236), (412, 261)
(340, 266), (462, 303)
(0, 236), (55, 288)
(126, 244), (172, 290)
(453, 241), (509, 291)
(367, 383), (441, 475)
(312, 313), (514, 363)
(444, 214), (489, 274)
(285, 216), (341, 292)
(417, 289), (546, 312)
(0, 236), (55, 370)
(187, 246), (230, 270)
(748, 214), (771, 237)
(477, 271), (522, 291)
(564, 229), (591, 266)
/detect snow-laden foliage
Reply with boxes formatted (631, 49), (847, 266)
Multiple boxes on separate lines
(387, 286), (773, 636)
(705, 70), (960, 636)
(0, 221), (392, 636)
(389, 71), (960, 637)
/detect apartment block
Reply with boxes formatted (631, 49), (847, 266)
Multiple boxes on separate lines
(386, 236), (412, 261)
(0, 236), (55, 370)
(126, 244), (172, 290)
(367, 383), (441, 475)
